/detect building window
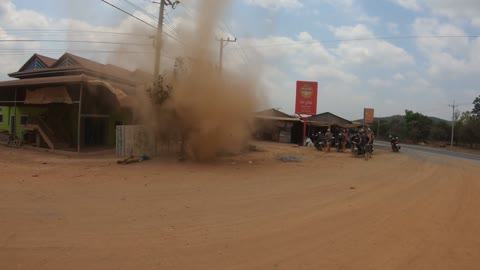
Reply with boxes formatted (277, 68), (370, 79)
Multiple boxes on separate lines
(20, 115), (28, 126)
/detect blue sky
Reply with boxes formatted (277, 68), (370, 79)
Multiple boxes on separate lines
(1, 0), (480, 120)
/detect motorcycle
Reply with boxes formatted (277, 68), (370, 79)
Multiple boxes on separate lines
(389, 135), (401, 152)
(314, 132), (325, 151)
(351, 141), (366, 157)
(350, 135), (365, 157)
(314, 139), (325, 151)
(334, 133), (343, 152)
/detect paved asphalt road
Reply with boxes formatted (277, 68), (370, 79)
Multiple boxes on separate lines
(375, 141), (480, 162)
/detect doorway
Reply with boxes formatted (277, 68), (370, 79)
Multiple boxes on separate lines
(82, 117), (108, 146)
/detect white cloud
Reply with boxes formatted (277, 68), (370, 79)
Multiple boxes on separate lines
(391, 0), (422, 11)
(0, 0), (177, 77)
(424, 0), (480, 26)
(357, 15), (380, 24)
(244, 0), (303, 10)
(472, 18), (480, 28)
(393, 73), (405, 80)
(427, 51), (468, 78)
(331, 24), (374, 39)
(387, 22), (400, 35)
(0, 0), (51, 28)
(330, 25), (415, 68)
(368, 78), (392, 87)
(413, 18), (469, 55)
(323, 0), (354, 9)
(299, 65), (359, 83)
(297, 31), (313, 42)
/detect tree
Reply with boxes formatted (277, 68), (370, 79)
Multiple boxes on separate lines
(146, 75), (172, 105)
(429, 120), (450, 141)
(456, 111), (480, 148)
(387, 117), (407, 138)
(404, 110), (433, 142)
(472, 95), (480, 118)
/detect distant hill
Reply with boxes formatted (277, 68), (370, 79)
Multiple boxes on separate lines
(354, 115), (450, 124)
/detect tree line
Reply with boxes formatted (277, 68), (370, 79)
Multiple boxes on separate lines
(371, 95), (480, 149)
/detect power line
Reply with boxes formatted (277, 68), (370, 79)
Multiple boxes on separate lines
(228, 35), (480, 49)
(0, 50), (153, 55)
(0, 39), (152, 46)
(220, 19), (249, 64)
(119, 0), (158, 21)
(163, 9), (181, 39)
(101, 0), (183, 46)
(179, 2), (195, 19)
(101, 0), (157, 28)
(161, 31), (183, 44)
(0, 50), (181, 59)
(1, 29), (152, 37)
(162, 22), (181, 40)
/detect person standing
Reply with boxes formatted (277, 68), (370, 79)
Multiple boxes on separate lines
(365, 128), (374, 160)
(341, 129), (349, 153)
(325, 128), (333, 152)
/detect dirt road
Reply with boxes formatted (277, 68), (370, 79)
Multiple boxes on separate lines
(1, 142), (479, 269)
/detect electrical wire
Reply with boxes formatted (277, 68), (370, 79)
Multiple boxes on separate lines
(119, 0), (158, 21)
(0, 39), (152, 46)
(1, 29), (152, 37)
(179, 2), (195, 19)
(229, 35), (480, 49)
(0, 50), (180, 60)
(101, 0), (157, 28)
(220, 19), (249, 64)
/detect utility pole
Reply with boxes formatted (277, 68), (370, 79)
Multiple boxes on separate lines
(377, 119), (380, 137)
(217, 37), (236, 72)
(448, 100), (456, 149)
(153, 0), (179, 79)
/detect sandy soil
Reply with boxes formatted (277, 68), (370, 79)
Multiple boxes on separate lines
(1, 142), (479, 270)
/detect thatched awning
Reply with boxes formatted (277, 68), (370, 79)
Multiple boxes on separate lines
(24, 86), (73, 104)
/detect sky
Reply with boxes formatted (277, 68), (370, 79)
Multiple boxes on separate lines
(1, 0), (480, 120)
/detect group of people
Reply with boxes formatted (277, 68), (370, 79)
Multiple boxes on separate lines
(305, 127), (375, 160)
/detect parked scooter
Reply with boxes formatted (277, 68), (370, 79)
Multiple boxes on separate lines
(314, 132), (325, 151)
(389, 135), (401, 152)
(334, 133), (343, 152)
(350, 134), (365, 157)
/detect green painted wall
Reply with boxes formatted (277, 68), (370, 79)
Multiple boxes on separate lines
(0, 106), (9, 132)
(0, 106), (47, 138)
(1, 105), (131, 148)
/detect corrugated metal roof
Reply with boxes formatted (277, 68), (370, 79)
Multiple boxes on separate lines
(9, 52), (151, 86)
(36, 54), (57, 67)
(255, 115), (301, 121)
(0, 75), (87, 87)
(256, 108), (295, 118)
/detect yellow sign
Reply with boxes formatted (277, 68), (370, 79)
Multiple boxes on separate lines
(300, 84), (313, 99)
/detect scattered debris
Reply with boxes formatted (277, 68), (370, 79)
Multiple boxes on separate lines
(117, 154), (150, 165)
(278, 155), (303, 162)
(32, 174), (39, 177)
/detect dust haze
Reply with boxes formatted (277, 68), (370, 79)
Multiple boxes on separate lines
(134, 0), (267, 161)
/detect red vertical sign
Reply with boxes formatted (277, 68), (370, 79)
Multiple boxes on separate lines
(295, 81), (318, 115)
(364, 108), (374, 124)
